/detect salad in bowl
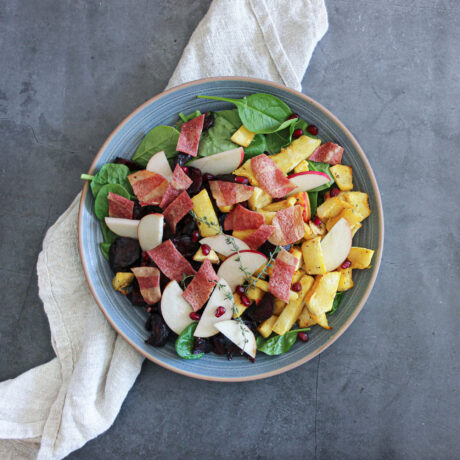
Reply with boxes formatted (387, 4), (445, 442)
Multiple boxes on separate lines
(81, 92), (374, 363)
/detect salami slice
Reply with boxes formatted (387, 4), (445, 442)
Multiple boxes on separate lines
(108, 192), (134, 219)
(163, 190), (194, 233)
(147, 240), (196, 281)
(176, 114), (205, 157)
(223, 204), (264, 231)
(268, 205), (305, 246)
(269, 249), (297, 303)
(308, 142), (344, 165)
(160, 164), (193, 209)
(209, 180), (254, 207)
(128, 170), (168, 205)
(242, 225), (275, 250)
(182, 259), (219, 311)
(251, 154), (295, 198)
(131, 267), (161, 305)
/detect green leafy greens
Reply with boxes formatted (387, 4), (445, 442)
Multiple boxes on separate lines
(264, 117), (310, 154)
(81, 163), (132, 199)
(175, 322), (203, 360)
(328, 292), (344, 316)
(256, 328), (310, 355)
(177, 110), (201, 129)
(307, 160), (335, 192)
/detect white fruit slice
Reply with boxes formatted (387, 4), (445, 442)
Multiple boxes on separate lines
(217, 250), (268, 291)
(146, 150), (173, 181)
(194, 279), (234, 338)
(199, 234), (249, 257)
(188, 147), (244, 175)
(215, 320), (257, 358)
(138, 213), (164, 251)
(105, 217), (139, 239)
(287, 171), (331, 196)
(321, 218), (352, 271)
(161, 281), (194, 335)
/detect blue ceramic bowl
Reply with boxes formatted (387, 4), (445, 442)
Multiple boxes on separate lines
(79, 77), (384, 381)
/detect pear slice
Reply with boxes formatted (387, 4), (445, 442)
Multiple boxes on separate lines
(215, 320), (257, 358)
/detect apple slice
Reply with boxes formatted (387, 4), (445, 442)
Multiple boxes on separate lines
(138, 213), (164, 251)
(287, 171), (331, 196)
(199, 234), (249, 257)
(105, 217), (139, 239)
(321, 218), (352, 271)
(146, 150), (173, 181)
(161, 281), (194, 335)
(214, 320), (257, 358)
(217, 250), (268, 291)
(188, 147), (244, 175)
(194, 279), (234, 338)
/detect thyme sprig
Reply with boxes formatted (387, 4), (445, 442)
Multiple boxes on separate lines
(246, 245), (282, 291)
(189, 210), (222, 233)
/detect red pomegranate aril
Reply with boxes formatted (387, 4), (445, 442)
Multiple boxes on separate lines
(330, 187), (340, 197)
(189, 312), (200, 321)
(287, 113), (299, 120)
(235, 176), (249, 185)
(201, 244), (211, 255)
(182, 166), (189, 174)
(307, 125), (318, 135)
(292, 129), (303, 139)
(235, 285), (246, 295)
(203, 172), (215, 181)
(215, 306), (226, 318)
(146, 306), (152, 313)
(191, 230), (200, 242)
(292, 281), (302, 292)
(298, 332), (309, 342)
(142, 251), (150, 262)
(341, 259), (351, 269)
(241, 294), (251, 307)
(313, 216), (322, 226)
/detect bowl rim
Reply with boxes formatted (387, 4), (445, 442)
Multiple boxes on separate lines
(78, 76), (384, 382)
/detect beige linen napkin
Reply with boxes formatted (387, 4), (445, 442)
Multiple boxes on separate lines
(0, 1), (328, 458)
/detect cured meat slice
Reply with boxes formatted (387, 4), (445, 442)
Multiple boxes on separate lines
(131, 266), (161, 305)
(223, 204), (264, 231)
(268, 205), (305, 246)
(108, 192), (134, 219)
(209, 180), (254, 207)
(251, 154), (295, 198)
(242, 224), (275, 250)
(147, 240), (196, 281)
(176, 114), (205, 157)
(268, 249), (297, 303)
(308, 142), (344, 165)
(128, 170), (168, 206)
(182, 259), (219, 311)
(160, 164), (193, 209)
(163, 191), (194, 233)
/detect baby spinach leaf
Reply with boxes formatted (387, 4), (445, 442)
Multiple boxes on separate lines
(244, 134), (267, 159)
(307, 160), (335, 192)
(216, 108), (241, 127)
(132, 125), (180, 166)
(328, 292), (344, 316)
(85, 163), (131, 198)
(264, 117), (310, 154)
(94, 184), (130, 220)
(100, 242), (111, 260)
(175, 322), (203, 360)
(308, 191), (318, 218)
(177, 110), (201, 129)
(256, 328), (310, 356)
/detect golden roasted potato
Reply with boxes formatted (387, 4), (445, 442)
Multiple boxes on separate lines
(341, 191), (371, 221)
(304, 272), (341, 316)
(257, 315), (279, 338)
(326, 208), (362, 231)
(309, 311), (331, 330)
(233, 159), (258, 186)
(348, 247), (375, 269)
(231, 125), (255, 147)
(249, 277), (298, 301)
(112, 272), (135, 295)
(330, 164), (353, 191)
(191, 189), (220, 237)
(246, 284), (265, 304)
(289, 247), (303, 271)
(232, 229), (256, 240)
(293, 160), (309, 174)
(218, 204), (234, 213)
(248, 187), (272, 211)
(316, 197), (352, 220)
(258, 209), (276, 225)
(273, 298), (286, 315)
(309, 220), (327, 237)
(298, 305), (316, 328)
(232, 292), (248, 318)
(337, 267), (353, 291)
(271, 135), (320, 173)
(193, 246), (220, 264)
(301, 237), (326, 275)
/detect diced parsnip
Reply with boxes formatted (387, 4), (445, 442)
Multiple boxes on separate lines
(232, 229), (256, 240)
(258, 315), (279, 338)
(246, 284), (265, 304)
(351, 222), (362, 237)
(341, 191), (371, 221)
(193, 247), (220, 264)
(304, 272), (341, 316)
(301, 238), (326, 275)
(337, 267), (353, 291)
(326, 208), (362, 231)
(309, 311), (331, 330)
(262, 199), (293, 212)
(272, 275), (314, 335)
(271, 135), (321, 173)
(294, 160), (309, 174)
(218, 204), (234, 213)
(291, 269), (305, 284)
(112, 272), (135, 295)
(330, 164), (353, 191)
(289, 248), (303, 271)
(316, 197), (352, 220)
(233, 159), (259, 186)
(258, 209), (276, 224)
(347, 247), (375, 269)
(232, 292), (248, 318)
(248, 187), (272, 211)
(191, 189), (220, 237)
(249, 276), (298, 301)
(231, 125), (255, 147)
(303, 223), (316, 240)
(298, 305), (316, 328)
(274, 298), (286, 315)
(309, 220), (327, 237)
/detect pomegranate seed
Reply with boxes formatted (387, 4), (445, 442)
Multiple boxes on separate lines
(146, 306), (152, 313)
(235, 285), (246, 295)
(307, 125), (318, 136)
(313, 216), (322, 226)
(215, 306), (226, 318)
(191, 230), (200, 242)
(298, 332), (309, 342)
(292, 282), (302, 292)
(182, 166), (189, 174)
(235, 176), (249, 185)
(287, 113), (299, 120)
(241, 294), (251, 307)
(292, 129), (303, 139)
(203, 172), (215, 181)
(341, 259), (351, 269)
(189, 312), (200, 321)
(142, 251), (150, 261)
(201, 244), (211, 255)
(330, 187), (340, 197)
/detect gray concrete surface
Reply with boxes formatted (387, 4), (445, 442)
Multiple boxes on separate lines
(1, 1), (459, 458)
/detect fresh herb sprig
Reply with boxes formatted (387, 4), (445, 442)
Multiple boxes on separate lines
(246, 245), (282, 291)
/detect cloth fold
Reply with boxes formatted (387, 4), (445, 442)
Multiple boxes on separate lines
(0, 1), (328, 458)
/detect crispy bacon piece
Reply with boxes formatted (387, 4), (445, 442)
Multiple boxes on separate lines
(163, 191), (194, 233)
(223, 204), (264, 231)
(128, 170), (168, 206)
(108, 192), (134, 219)
(182, 260), (219, 311)
(268, 205), (305, 246)
(160, 164), (193, 209)
(131, 267), (161, 305)
(176, 114), (205, 157)
(209, 180), (254, 207)
(308, 142), (344, 165)
(242, 225), (275, 250)
(251, 154), (295, 198)
(268, 249), (297, 303)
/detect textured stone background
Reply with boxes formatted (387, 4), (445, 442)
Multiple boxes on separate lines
(0, 1), (459, 458)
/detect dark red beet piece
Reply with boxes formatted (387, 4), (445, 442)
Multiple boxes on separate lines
(109, 237), (141, 273)
(114, 157), (143, 172)
(174, 153), (192, 168)
(132, 202), (163, 220)
(187, 167), (203, 195)
(213, 174), (238, 183)
(171, 235), (199, 258)
(202, 112), (215, 131)
(128, 279), (147, 306)
(193, 337), (213, 354)
(203, 173), (215, 182)
(251, 292), (274, 323)
(145, 314), (170, 347)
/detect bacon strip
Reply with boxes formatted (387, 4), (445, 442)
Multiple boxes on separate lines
(160, 164), (193, 209)
(308, 142), (344, 165)
(176, 114), (205, 157)
(131, 267), (161, 305)
(163, 191), (194, 233)
(242, 225), (275, 250)
(128, 170), (168, 206)
(108, 192), (134, 219)
(182, 260), (219, 311)
(209, 180), (254, 207)
(268, 205), (305, 246)
(251, 154), (295, 198)
(269, 249), (297, 302)
(147, 240), (196, 281)
(223, 204), (264, 231)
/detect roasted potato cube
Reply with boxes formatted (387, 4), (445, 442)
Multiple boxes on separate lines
(291, 269), (305, 284)
(112, 272), (135, 295)
(337, 267), (353, 291)
(298, 305), (316, 328)
(231, 125), (255, 147)
(272, 135), (321, 173)
(326, 208), (362, 231)
(351, 222), (362, 237)
(233, 159), (258, 186)
(193, 247), (220, 264)
(249, 276), (298, 301)
(289, 247), (303, 271)
(304, 272), (341, 316)
(301, 238), (326, 275)
(316, 197), (352, 220)
(309, 220), (327, 237)
(294, 160), (309, 174)
(263, 199), (292, 212)
(303, 222), (316, 240)
(232, 229), (256, 240)
(232, 293), (248, 318)
(330, 164), (353, 191)
(341, 191), (371, 221)
(274, 298), (286, 315)
(310, 311), (331, 330)
(258, 209), (276, 225)
(348, 247), (375, 269)
(246, 284), (265, 304)
(248, 187), (272, 211)
(218, 204), (234, 213)
(191, 189), (220, 237)
(257, 315), (279, 338)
